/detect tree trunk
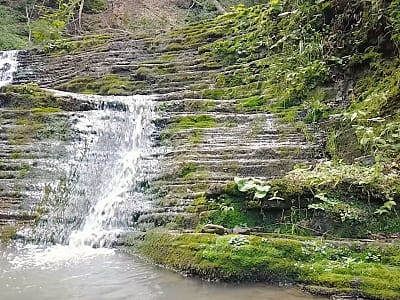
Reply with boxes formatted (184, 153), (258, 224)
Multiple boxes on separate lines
(25, 6), (32, 46)
(78, 0), (85, 32)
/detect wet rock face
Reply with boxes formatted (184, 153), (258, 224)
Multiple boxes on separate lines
(200, 224), (227, 235)
(6, 31), (323, 231)
(0, 88), (143, 234)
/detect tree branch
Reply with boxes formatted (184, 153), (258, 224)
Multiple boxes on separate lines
(210, 0), (226, 14)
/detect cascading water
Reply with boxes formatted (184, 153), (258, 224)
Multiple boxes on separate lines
(31, 93), (157, 249)
(0, 50), (18, 87)
(67, 96), (156, 248)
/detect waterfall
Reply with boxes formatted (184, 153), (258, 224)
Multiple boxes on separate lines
(33, 94), (156, 248)
(0, 50), (18, 87)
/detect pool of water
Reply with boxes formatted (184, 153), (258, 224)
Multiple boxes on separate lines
(0, 244), (326, 300)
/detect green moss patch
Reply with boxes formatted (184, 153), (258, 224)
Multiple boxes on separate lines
(0, 226), (18, 244)
(44, 34), (110, 56)
(1, 84), (71, 144)
(57, 74), (143, 95)
(160, 115), (216, 145)
(126, 230), (400, 299)
(3, 83), (64, 109)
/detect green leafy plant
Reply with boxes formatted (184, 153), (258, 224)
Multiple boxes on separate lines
(308, 194), (367, 223)
(234, 177), (271, 199)
(375, 200), (397, 215)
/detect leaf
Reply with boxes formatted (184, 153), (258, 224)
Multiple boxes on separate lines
(254, 190), (267, 199)
(351, 112), (358, 122)
(315, 193), (328, 201)
(253, 185), (271, 199)
(239, 180), (257, 192)
(383, 200), (397, 210)
(234, 177), (245, 185)
(308, 203), (325, 211)
(234, 177), (248, 191)
(234, 177), (257, 192)
(268, 191), (285, 201)
(256, 185), (270, 193)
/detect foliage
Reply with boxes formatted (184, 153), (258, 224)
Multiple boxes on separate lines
(31, 0), (79, 44)
(375, 201), (397, 216)
(274, 161), (400, 204)
(389, 0), (400, 47)
(0, 5), (27, 49)
(234, 177), (270, 199)
(83, 0), (107, 14)
(308, 194), (368, 223)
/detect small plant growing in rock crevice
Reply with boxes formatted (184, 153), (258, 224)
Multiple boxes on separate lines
(234, 177), (271, 199)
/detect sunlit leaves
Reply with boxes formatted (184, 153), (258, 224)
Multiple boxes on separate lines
(234, 177), (271, 199)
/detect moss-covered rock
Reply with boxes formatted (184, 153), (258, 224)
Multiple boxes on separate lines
(57, 74), (143, 95)
(125, 230), (400, 299)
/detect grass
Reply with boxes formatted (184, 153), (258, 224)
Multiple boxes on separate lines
(0, 5), (27, 50)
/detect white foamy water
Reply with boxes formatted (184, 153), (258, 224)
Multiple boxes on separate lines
(0, 50), (18, 87)
(7, 244), (114, 269)
(30, 93), (158, 248)
(68, 96), (155, 248)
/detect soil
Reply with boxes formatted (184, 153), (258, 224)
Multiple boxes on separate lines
(83, 0), (190, 35)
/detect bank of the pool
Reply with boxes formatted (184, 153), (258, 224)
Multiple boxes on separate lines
(122, 230), (400, 300)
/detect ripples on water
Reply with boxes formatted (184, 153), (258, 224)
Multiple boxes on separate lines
(0, 246), (324, 300)
(0, 244), (326, 300)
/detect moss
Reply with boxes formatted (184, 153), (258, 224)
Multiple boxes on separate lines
(8, 118), (43, 145)
(135, 67), (156, 81)
(201, 83), (261, 100)
(18, 165), (30, 178)
(126, 230), (400, 299)
(160, 115), (216, 145)
(57, 74), (140, 95)
(44, 34), (110, 56)
(0, 226), (18, 244)
(3, 92), (70, 144)
(31, 107), (62, 114)
(180, 162), (198, 178)
(235, 96), (269, 111)
(188, 129), (203, 144)
(10, 151), (23, 159)
(164, 43), (187, 52)
(170, 115), (217, 129)
(3, 84), (63, 109)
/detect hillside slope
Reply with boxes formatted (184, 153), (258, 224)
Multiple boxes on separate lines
(1, 0), (400, 299)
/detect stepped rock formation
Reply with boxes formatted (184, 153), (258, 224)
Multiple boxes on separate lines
(1, 27), (323, 231)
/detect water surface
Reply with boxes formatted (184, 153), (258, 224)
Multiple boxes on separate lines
(0, 245), (325, 300)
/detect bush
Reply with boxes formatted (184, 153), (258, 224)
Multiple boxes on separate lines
(0, 5), (27, 49)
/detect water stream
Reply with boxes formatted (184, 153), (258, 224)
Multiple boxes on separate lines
(0, 50), (18, 88)
(0, 52), (325, 299)
(30, 93), (157, 247)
